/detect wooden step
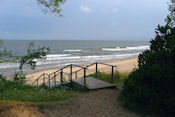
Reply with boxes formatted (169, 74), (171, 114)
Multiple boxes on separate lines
(43, 81), (71, 88)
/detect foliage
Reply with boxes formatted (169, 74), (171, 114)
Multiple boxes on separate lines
(0, 40), (49, 82)
(12, 73), (26, 84)
(17, 42), (50, 75)
(0, 75), (77, 103)
(37, 0), (66, 16)
(119, 1), (175, 116)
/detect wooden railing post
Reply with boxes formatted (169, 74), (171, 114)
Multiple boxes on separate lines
(75, 72), (77, 79)
(49, 75), (50, 88)
(70, 64), (72, 83)
(111, 66), (114, 84)
(84, 68), (86, 86)
(60, 70), (63, 85)
(43, 73), (45, 85)
(95, 62), (98, 78)
(54, 72), (56, 87)
(37, 79), (38, 86)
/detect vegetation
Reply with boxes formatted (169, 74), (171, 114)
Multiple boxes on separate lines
(0, 39), (50, 79)
(88, 71), (129, 86)
(37, 0), (66, 16)
(0, 75), (77, 103)
(17, 42), (50, 75)
(0, 60), (16, 63)
(0, 40), (73, 103)
(119, 1), (175, 117)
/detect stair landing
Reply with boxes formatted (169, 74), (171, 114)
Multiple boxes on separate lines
(72, 77), (115, 89)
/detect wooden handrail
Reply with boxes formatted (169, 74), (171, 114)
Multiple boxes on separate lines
(32, 73), (44, 85)
(71, 62), (117, 75)
(72, 64), (85, 69)
(71, 63), (95, 75)
(97, 62), (117, 67)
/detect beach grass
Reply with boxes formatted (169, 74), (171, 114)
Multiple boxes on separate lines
(88, 71), (129, 86)
(0, 60), (16, 63)
(0, 78), (77, 103)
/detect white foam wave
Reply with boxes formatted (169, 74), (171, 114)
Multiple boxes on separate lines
(46, 54), (71, 58)
(0, 53), (139, 69)
(0, 63), (19, 69)
(102, 45), (150, 51)
(46, 56), (80, 61)
(64, 49), (82, 52)
(82, 53), (139, 59)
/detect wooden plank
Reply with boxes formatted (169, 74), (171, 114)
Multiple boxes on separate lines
(44, 81), (61, 88)
(72, 77), (115, 89)
(44, 81), (71, 88)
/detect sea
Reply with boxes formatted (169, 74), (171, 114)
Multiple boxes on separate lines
(0, 40), (149, 76)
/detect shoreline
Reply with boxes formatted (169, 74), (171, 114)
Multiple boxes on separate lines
(26, 56), (138, 75)
(26, 56), (138, 85)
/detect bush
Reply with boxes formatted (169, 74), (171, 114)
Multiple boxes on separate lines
(119, 2), (175, 116)
(120, 63), (175, 116)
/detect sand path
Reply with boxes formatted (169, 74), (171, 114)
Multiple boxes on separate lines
(40, 89), (140, 117)
(1, 89), (141, 117)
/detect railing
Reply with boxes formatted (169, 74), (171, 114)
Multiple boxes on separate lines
(72, 62), (117, 84)
(32, 64), (87, 88)
(32, 62), (117, 88)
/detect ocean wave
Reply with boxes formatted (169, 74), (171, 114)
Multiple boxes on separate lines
(0, 63), (19, 69)
(64, 49), (82, 52)
(46, 54), (71, 58)
(83, 53), (139, 59)
(102, 45), (150, 51)
(0, 53), (139, 69)
(46, 56), (80, 61)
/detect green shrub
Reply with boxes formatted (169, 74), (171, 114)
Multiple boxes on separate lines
(120, 63), (175, 116)
(119, 1), (175, 116)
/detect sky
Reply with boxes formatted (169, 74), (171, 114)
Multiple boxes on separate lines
(0, 0), (169, 41)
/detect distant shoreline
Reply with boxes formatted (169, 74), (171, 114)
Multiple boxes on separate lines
(26, 56), (138, 75)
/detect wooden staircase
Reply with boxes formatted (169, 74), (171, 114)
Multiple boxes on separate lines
(32, 62), (117, 89)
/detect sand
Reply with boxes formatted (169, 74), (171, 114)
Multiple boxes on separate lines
(26, 57), (138, 85)
(40, 89), (140, 117)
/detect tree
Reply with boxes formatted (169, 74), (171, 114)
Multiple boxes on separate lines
(37, 0), (66, 16)
(17, 42), (50, 75)
(0, 39), (49, 82)
(119, 1), (175, 116)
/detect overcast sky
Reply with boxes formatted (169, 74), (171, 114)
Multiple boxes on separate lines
(0, 0), (169, 40)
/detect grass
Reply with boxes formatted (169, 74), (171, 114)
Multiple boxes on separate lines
(0, 78), (77, 103)
(0, 60), (16, 63)
(88, 71), (129, 86)
(0, 71), (129, 103)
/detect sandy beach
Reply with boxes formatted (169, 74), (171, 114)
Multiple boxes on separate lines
(26, 56), (138, 85)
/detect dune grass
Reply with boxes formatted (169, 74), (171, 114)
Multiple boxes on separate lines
(88, 71), (129, 86)
(0, 78), (77, 103)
